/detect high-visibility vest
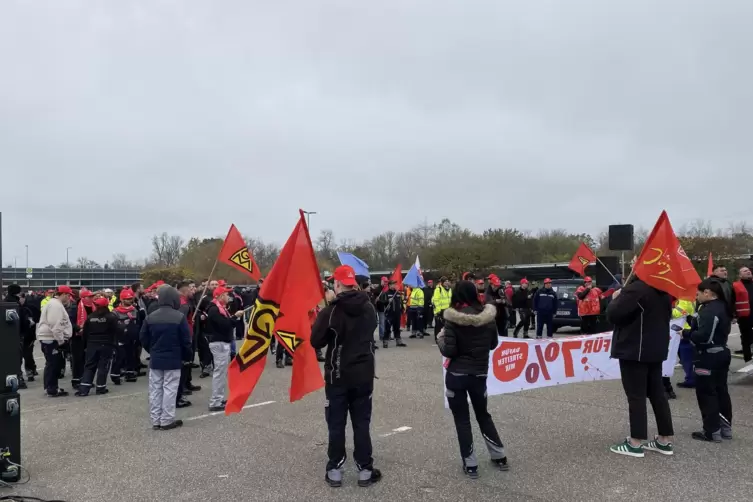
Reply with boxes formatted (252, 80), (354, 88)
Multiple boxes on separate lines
(432, 286), (451, 314)
(672, 299), (695, 329)
(733, 281), (751, 318)
(41, 296), (52, 309)
(109, 295), (116, 311)
(410, 288), (425, 308)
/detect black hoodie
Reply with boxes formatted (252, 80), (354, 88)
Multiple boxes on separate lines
(311, 290), (378, 387)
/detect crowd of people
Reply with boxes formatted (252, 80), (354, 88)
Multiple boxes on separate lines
(2, 261), (752, 485)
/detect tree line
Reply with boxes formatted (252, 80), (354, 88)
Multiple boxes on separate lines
(13, 220), (752, 284)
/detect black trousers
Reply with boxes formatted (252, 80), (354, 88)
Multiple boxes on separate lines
(424, 307), (434, 328)
(508, 307), (516, 329)
(80, 342), (113, 392)
(385, 315), (401, 340)
(445, 372), (505, 467)
(325, 381), (374, 471)
(495, 315), (508, 337)
(22, 329), (36, 373)
(41, 341), (63, 394)
(198, 331), (213, 370)
(739, 317), (753, 362)
(434, 312), (445, 341)
(176, 364), (191, 403)
(580, 315), (599, 334)
(70, 336), (86, 386)
(408, 307), (424, 333)
(695, 350), (732, 434)
(619, 360), (674, 440)
(275, 342), (292, 363)
(513, 309), (531, 337)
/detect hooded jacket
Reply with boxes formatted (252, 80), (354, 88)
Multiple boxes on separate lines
(607, 278), (672, 363)
(311, 290), (378, 387)
(439, 304), (498, 375)
(139, 285), (192, 371)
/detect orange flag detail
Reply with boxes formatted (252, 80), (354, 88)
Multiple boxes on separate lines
(568, 242), (597, 277)
(226, 210), (325, 414)
(707, 252), (714, 278)
(218, 224), (261, 281)
(633, 211), (701, 300)
(390, 264), (403, 291)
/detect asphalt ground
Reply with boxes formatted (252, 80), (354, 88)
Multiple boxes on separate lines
(5, 325), (753, 502)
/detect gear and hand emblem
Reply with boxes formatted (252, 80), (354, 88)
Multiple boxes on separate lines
(229, 247), (255, 274)
(235, 298), (279, 371)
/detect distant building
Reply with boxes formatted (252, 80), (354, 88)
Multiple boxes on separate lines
(1, 267), (142, 292)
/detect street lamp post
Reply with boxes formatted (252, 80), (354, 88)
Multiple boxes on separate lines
(25, 244), (29, 287)
(302, 210), (317, 230)
(66, 247), (72, 268)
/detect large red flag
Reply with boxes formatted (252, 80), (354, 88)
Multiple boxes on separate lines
(707, 252), (714, 278)
(568, 242), (597, 277)
(218, 224), (262, 281)
(633, 211), (701, 300)
(226, 211), (325, 413)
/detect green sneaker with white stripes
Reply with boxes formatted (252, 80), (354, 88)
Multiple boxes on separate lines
(609, 438), (645, 458)
(643, 436), (674, 455)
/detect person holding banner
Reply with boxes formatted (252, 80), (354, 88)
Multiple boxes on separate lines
(607, 278), (675, 458)
(438, 281), (508, 479)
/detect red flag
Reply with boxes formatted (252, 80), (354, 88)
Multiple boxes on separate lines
(390, 264), (403, 291)
(76, 300), (88, 328)
(568, 242), (597, 277)
(226, 210), (325, 413)
(707, 252), (714, 278)
(218, 224), (261, 281)
(633, 211), (701, 300)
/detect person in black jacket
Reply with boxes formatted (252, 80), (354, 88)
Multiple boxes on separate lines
(511, 279), (532, 338)
(311, 265), (381, 489)
(438, 280), (508, 479)
(76, 297), (119, 396)
(377, 280), (405, 348)
(533, 279), (558, 339)
(484, 275), (509, 336)
(606, 277), (674, 458)
(687, 278), (733, 442)
(204, 286), (243, 412)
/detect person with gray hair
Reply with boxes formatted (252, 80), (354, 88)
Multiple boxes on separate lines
(140, 285), (193, 431)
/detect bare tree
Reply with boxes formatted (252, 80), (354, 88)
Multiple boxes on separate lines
(76, 256), (101, 269)
(151, 233), (185, 267)
(110, 253), (136, 269)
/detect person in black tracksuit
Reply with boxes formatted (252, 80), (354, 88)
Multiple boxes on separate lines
(76, 298), (119, 396)
(423, 281), (435, 329)
(686, 279), (733, 442)
(377, 281), (405, 348)
(511, 281), (533, 338)
(311, 265), (382, 488)
(438, 280), (508, 479)
(533, 279), (558, 339)
(607, 277), (674, 457)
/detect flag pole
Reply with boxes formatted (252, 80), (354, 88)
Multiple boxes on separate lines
(594, 256), (619, 283)
(191, 257), (218, 323)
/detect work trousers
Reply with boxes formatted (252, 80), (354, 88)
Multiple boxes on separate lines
(619, 360), (674, 440)
(22, 329), (36, 374)
(176, 364), (191, 403)
(678, 340), (695, 386)
(445, 372), (505, 468)
(148, 368), (181, 427)
(79, 342), (113, 393)
(739, 317), (753, 362)
(70, 336), (86, 387)
(41, 341), (64, 395)
(512, 309), (531, 337)
(325, 381), (374, 472)
(209, 341), (231, 407)
(508, 307), (516, 329)
(536, 313), (554, 338)
(112, 337), (137, 382)
(384, 315), (401, 340)
(198, 332), (213, 370)
(424, 306), (434, 328)
(580, 315), (599, 335)
(695, 350), (732, 435)
(408, 307), (424, 334)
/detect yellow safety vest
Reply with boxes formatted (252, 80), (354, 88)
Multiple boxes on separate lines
(109, 295), (116, 311)
(410, 288), (425, 308)
(433, 286), (451, 315)
(672, 299), (695, 330)
(41, 296), (52, 309)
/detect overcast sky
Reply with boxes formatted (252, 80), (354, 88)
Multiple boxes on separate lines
(1, 0), (751, 267)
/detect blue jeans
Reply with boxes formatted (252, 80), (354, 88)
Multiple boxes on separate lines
(679, 339), (695, 385)
(378, 312), (386, 341)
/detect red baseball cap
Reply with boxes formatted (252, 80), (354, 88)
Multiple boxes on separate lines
(584, 276), (592, 282)
(544, 278), (552, 284)
(490, 276), (502, 287)
(57, 285), (73, 295)
(120, 288), (135, 300)
(333, 265), (357, 286)
(94, 297), (110, 308)
(79, 289), (94, 298)
(213, 286), (232, 298)
(520, 279), (529, 285)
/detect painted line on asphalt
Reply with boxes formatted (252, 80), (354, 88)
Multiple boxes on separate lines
(379, 426), (412, 438)
(24, 391), (146, 412)
(185, 400), (276, 421)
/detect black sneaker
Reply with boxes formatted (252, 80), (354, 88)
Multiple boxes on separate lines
(74, 390), (90, 397)
(396, 339), (406, 347)
(409, 334), (417, 339)
(189, 363), (200, 369)
(32, 370), (39, 376)
(692, 430), (722, 443)
(358, 468), (382, 487)
(18, 379), (27, 390)
(161, 420), (184, 431)
(325, 470), (343, 488)
(111, 378), (122, 386)
(95, 388), (109, 395)
(199, 371), (211, 378)
(182, 389), (193, 396)
(463, 465), (479, 479)
(152, 425), (161, 431)
(492, 457), (510, 471)
(666, 390), (677, 400)
(177, 399), (192, 409)
(47, 389), (69, 397)
(276, 360), (285, 368)
(383, 341), (388, 349)
(677, 382), (695, 389)
(209, 405), (225, 412)
(187, 384), (201, 392)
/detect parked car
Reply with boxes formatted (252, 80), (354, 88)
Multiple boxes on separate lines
(550, 279), (584, 332)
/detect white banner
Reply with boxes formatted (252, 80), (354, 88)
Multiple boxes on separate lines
(443, 319), (683, 405)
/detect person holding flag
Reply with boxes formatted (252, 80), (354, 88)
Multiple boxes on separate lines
(310, 265), (382, 488)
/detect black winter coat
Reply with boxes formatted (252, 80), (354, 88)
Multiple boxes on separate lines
(203, 302), (235, 344)
(83, 307), (119, 345)
(607, 279), (673, 363)
(438, 304), (498, 375)
(311, 290), (377, 387)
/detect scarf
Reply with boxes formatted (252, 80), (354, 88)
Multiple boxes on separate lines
(212, 299), (230, 317)
(114, 305), (136, 316)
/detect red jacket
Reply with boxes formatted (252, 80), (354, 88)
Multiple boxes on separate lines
(576, 286), (602, 317)
(733, 281), (751, 318)
(504, 286), (513, 303)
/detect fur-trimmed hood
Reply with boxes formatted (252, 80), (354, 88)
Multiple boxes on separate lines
(443, 304), (496, 327)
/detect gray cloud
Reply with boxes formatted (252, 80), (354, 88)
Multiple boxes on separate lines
(1, 0), (751, 266)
